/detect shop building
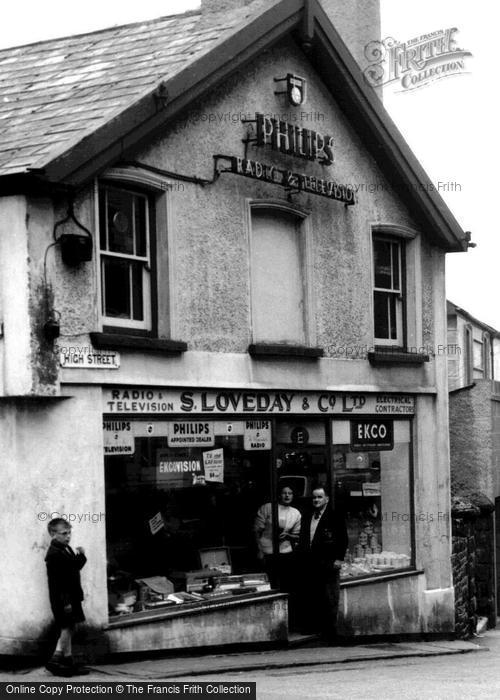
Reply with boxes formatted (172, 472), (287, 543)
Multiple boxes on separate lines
(0, 0), (469, 657)
(447, 301), (500, 634)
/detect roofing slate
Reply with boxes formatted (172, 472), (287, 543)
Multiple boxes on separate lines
(0, 7), (256, 177)
(0, 0), (467, 251)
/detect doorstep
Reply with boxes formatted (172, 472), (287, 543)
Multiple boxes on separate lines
(86, 638), (484, 680)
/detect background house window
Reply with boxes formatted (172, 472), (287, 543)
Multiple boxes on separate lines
(473, 337), (485, 378)
(250, 208), (307, 344)
(99, 184), (151, 330)
(373, 237), (404, 345)
(464, 324), (473, 384)
(483, 332), (492, 379)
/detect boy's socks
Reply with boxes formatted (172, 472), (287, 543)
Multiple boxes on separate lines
(49, 651), (72, 664)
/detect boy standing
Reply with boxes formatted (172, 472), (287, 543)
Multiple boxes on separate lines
(45, 517), (88, 676)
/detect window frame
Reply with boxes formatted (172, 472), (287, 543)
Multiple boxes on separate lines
(472, 337), (485, 377)
(372, 234), (407, 347)
(247, 200), (315, 347)
(95, 167), (174, 338)
(331, 416), (416, 578)
(98, 183), (153, 332)
(464, 324), (474, 384)
(482, 332), (492, 379)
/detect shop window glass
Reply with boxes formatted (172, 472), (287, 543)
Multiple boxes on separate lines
(275, 420), (328, 506)
(251, 208), (307, 344)
(373, 236), (404, 345)
(99, 184), (151, 330)
(104, 420), (273, 616)
(332, 419), (412, 579)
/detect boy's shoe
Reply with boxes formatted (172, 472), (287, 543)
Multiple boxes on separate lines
(69, 665), (90, 676)
(46, 655), (89, 676)
(46, 661), (90, 676)
(45, 660), (74, 677)
(61, 655), (90, 676)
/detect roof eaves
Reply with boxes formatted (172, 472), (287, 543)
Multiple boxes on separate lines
(0, 9), (200, 55)
(447, 300), (500, 337)
(32, 0), (304, 187)
(307, 0), (467, 252)
(6, 0), (467, 255)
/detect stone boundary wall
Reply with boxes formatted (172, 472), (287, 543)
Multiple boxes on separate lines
(452, 497), (495, 638)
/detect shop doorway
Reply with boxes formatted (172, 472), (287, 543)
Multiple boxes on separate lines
(275, 419), (330, 511)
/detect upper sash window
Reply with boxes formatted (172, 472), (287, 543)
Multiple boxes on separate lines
(99, 184), (152, 330)
(373, 236), (405, 346)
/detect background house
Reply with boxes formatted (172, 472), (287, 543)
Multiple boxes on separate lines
(447, 300), (500, 635)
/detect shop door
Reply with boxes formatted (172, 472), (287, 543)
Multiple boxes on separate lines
(275, 420), (330, 514)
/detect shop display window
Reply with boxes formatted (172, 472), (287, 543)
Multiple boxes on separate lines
(104, 414), (415, 617)
(332, 419), (413, 579)
(105, 420), (274, 616)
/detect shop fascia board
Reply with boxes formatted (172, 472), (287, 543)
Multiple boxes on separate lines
(20, 0), (466, 252)
(60, 372), (438, 396)
(59, 348), (438, 393)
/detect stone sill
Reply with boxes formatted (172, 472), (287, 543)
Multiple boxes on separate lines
(90, 332), (187, 354)
(368, 350), (429, 366)
(248, 344), (324, 359)
(340, 568), (423, 588)
(0, 395), (70, 403)
(105, 592), (287, 630)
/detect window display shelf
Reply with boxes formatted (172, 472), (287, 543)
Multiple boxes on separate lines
(340, 568), (423, 588)
(106, 591), (287, 629)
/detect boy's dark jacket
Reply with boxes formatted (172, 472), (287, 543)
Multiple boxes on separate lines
(45, 540), (86, 622)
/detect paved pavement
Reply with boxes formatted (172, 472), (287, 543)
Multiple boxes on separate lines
(0, 636), (484, 682)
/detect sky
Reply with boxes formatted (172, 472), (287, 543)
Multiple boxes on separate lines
(0, 1), (496, 326)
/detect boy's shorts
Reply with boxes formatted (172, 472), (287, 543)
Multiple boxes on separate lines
(55, 601), (85, 628)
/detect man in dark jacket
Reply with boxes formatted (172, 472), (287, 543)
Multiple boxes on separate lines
(297, 485), (348, 643)
(45, 518), (87, 676)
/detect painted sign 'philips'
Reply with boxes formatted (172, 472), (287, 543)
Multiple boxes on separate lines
(255, 113), (334, 166)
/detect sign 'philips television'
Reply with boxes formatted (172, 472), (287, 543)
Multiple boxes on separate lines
(255, 113), (334, 166)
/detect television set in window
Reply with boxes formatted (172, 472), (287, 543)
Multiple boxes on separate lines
(278, 475), (307, 498)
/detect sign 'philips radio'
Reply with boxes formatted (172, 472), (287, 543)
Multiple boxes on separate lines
(255, 113), (334, 166)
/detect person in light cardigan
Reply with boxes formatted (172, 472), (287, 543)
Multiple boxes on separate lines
(254, 485), (301, 592)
